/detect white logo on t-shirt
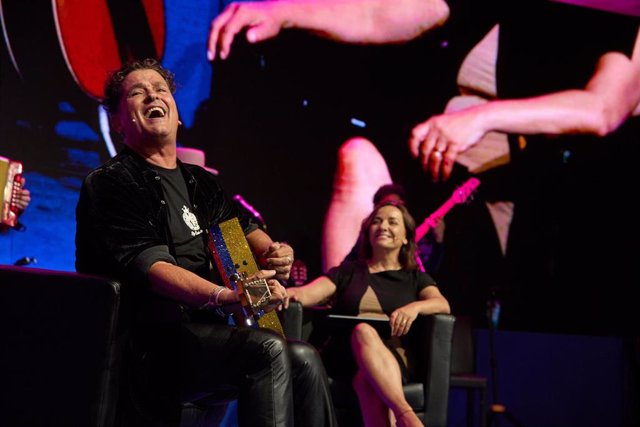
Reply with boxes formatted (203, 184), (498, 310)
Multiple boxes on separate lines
(182, 205), (203, 236)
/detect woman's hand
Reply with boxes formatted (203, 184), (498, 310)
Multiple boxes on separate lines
(389, 305), (419, 336)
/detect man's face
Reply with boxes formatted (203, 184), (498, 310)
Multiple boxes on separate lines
(113, 68), (179, 147)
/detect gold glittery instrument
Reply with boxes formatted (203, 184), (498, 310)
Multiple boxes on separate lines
(0, 156), (23, 228)
(209, 217), (284, 336)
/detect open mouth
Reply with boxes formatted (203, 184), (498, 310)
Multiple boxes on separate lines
(375, 233), (392, 239)
(144, 106), (166, 119)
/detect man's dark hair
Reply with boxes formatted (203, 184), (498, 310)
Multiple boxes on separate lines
(372, 183), (407, 205)
(102, 58), (176, 114)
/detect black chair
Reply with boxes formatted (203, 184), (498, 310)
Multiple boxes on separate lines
(282, 301), (455, 427)
(0, 265), (233, 427)
(0, 265), (124, 427)
(449, 315), (488, 427)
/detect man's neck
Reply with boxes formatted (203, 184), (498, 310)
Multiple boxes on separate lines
(126, 139), (177, 169)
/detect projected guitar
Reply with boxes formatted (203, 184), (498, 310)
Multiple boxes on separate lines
(209, 217), (284, 336)
(1, 0), (165, 100)
(415, 177), (481, 242)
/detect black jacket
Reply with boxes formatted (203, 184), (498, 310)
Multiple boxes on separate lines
(75, 147), (257, 287)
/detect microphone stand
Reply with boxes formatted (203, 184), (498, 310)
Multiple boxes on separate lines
(486, 287), (523, 427)
(233, 194), (267, 231)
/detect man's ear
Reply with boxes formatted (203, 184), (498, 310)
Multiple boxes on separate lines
(110, 114), (123, 134)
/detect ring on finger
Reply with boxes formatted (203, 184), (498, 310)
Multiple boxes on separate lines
(432, 150), (443, 159)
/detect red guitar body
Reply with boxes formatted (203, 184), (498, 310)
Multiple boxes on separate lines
(2, 0), (165, 100)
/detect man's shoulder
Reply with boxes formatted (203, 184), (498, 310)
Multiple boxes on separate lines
(182, 162), (217, 180)
(83, 150), (144, 185)
(181, 162), (223, 191)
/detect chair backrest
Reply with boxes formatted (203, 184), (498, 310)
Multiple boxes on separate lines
(450, 315), (476, 376)
(419, 313), (455, 427)
(0, 265), (123, 427)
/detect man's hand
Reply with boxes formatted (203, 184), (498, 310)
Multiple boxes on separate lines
(261, 241), (294, 280)
(14, 177), (31, 212)
(208, 1), (288, 61)
(267, 278), (290, 311)
(250, 269), (290, 311)
(409, 108), (486, 181)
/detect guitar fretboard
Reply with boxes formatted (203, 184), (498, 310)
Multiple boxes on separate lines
(415, 178), (480, 242)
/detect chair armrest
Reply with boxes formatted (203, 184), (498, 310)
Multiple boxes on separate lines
(279, 301), (333, 343)
(421, 313), (456, 427)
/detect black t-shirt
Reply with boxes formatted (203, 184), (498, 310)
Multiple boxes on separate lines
(496, 0), (638, 99)
(154, 165), (209, 278)
(490, 1), (640, 333)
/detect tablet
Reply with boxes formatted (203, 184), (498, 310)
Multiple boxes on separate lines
(326, 314), (391, 339)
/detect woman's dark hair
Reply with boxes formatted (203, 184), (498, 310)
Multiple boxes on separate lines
(372, 183), (407, 205)
(357, 201), (418, 270)
(102, 58), (176, 114)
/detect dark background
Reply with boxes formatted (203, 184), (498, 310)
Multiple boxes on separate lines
(2, 2), (639, 426)
(1, 0), (638, 339)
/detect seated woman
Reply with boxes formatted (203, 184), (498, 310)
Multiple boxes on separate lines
(287, 201), (450, 427)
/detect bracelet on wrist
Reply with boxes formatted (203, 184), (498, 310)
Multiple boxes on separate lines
(214, 286), (225, 305)
(200, 286), (226, 310)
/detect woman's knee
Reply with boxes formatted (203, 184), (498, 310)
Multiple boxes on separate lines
(338, 137), (377, 168)
(351, 322), (382, 348)
(335, 137), (391, 187)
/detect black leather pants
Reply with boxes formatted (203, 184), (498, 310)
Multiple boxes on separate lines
(288, 339), (338, 427)
(178, 322), (337, 427)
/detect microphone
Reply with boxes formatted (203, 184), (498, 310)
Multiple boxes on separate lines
(233, 194), (266, 228)
(14, 256), (37, 266)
